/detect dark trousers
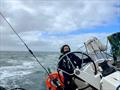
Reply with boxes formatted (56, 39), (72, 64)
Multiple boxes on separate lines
(63, 74), (77, 90)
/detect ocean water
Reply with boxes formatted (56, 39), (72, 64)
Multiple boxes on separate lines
(0, 51), (59, 90)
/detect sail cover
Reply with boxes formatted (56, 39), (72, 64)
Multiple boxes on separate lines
(85, 37), (107, 53)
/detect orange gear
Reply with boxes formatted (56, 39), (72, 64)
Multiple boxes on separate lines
(46, 72), (64, 90)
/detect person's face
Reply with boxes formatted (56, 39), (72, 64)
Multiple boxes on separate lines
(63, 46), (70, 53)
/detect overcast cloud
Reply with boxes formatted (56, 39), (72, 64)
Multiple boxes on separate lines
(0, 0), (119, 51)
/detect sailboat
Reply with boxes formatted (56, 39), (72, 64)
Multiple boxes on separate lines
(45, 32), (120, 90)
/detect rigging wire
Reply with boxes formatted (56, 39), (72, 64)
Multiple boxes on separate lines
(0, 12), (50, 77)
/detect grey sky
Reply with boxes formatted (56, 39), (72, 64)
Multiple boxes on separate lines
(0, 0), (119, 51)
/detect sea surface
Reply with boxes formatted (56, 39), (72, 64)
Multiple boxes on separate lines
(0, 51), (59, 90)
(0, 51), (118, 90)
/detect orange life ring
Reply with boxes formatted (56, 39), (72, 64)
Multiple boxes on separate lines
(46, 72), (64, 90)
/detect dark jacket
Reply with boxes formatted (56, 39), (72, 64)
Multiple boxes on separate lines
(58, 53), (91, 90)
